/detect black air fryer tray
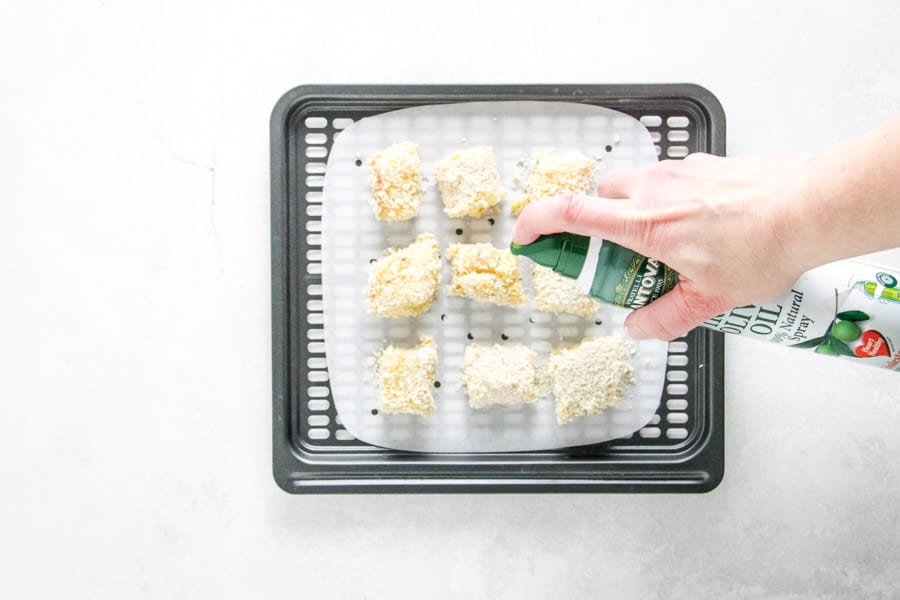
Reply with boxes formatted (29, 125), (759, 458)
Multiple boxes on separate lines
(271, 84), (726, 493)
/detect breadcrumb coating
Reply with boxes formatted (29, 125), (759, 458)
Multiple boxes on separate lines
(364, 233), (440, 318)
(368, 141), (422, 221)
(374, 336), (438, 416)
(532, 265), (600, 316)
(549, 336), (634, 425)
(462, 343), (538, 408)
(446, 243), (527, 306)
(511, 148), (593, 215)
(434, 146), (504, 218)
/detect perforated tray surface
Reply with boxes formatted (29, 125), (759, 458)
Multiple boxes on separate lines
(272, 84), (726, 493)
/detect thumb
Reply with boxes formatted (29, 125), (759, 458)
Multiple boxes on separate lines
(624, 283), (729, 341)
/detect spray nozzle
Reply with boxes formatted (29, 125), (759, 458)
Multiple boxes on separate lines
(509, 233), (591, 279)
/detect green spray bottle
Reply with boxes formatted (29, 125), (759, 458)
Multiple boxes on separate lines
(510, 233), (679, 309)
(511, 232), (900, 371)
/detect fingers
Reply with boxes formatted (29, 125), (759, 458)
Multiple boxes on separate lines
(513, 163), (676, 244)
(511, 193), (636, 245)
(596, 156), (719, 198)
(595, 167), (646, 198)
(624, 283), (730, 341)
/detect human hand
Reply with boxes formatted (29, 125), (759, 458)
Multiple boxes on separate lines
(511, 153), (816, 340)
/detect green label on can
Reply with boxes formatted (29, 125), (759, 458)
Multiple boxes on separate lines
(590, 242), (679, 309)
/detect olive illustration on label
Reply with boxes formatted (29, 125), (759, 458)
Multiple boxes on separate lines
(815, 343), (838, 356)
(831, 320), (862, 341)
(791, 298), (874, 358)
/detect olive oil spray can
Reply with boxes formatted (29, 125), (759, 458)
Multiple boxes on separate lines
(511, 233), (900, 371)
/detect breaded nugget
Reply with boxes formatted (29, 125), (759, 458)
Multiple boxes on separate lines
(462, 343), (538, 408)
(374, 336), (438, 416)
(434, 146), (504, 218)
(364, 233), (440, 318)
(446, 243), (527, 306)
(549, 336), (634, 424)
(511, 148), (593, 215)
(368, 141), (422, 221)
(532, 265), (600, 316)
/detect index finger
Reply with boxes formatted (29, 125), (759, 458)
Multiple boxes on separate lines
(595, 166), (646, 198)
(511, 193), (638, 245)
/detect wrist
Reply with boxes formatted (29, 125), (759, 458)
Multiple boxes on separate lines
(785, 118), (900, 268)
(780, 154), (854, 274)
(766, 155), (830, 277)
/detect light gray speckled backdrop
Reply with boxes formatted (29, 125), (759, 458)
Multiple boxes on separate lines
(1, 1), (898, 598)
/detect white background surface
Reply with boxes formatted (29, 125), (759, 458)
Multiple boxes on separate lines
(1, 1), (899, 598)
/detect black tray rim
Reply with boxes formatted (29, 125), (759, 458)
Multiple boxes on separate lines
(271, 83), (726, 494)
